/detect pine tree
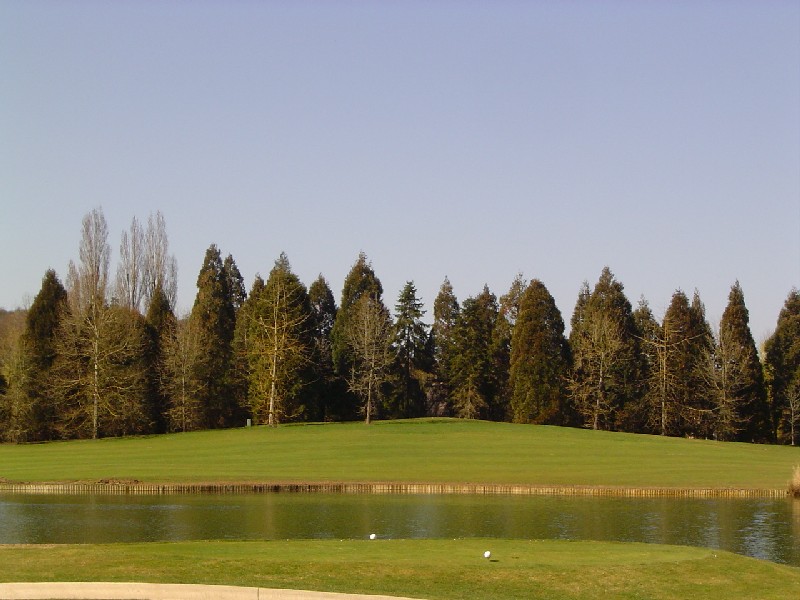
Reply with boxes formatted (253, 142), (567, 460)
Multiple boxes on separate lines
(430, 277), (460, 416)
(509, 279), (570, 424)
(20, 269), (68, 440)
(632, 297), (660, 434)
(568, 268), (641, 431)
(307, 275), (339, 421)
(190, 244), (237, 428)
(685, 291), (715, 436)
(765, 289), (800, 444)
(713, 281), (769, 441)
(330, 253), (384, 419)
(641, 290), (710, 437)
(224, 254), (247, 314)
(144, 285), (175, 433)
(450, 286), (499, 420)
(389, 281), (430, 418)
(491, 275), (527, 421)
(231, 275), (265, 418)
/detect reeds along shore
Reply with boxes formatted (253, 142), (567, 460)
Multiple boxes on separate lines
(0, 481), (790, 498)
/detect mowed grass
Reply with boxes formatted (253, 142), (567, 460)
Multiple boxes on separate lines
(1, 418), (798, 489)
(2, 538), (799, 599)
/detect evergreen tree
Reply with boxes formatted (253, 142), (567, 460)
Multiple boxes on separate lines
(509, 279), (570, 424)
(20, 269), (68, 440)
(307, 275), (339, 421)
(632, 297), (659, 434)
(712, 282), (769, 441)
(491, 275), (527, 421)
(569, 268), (641, 431)
(570, 281), (591, 334)
(765, 289), (800, 444)
(685, 291), (715, 435)
(330, 252), (384, 419)
(144, 285), (175, 433)
(191, 244), (237, 428)
(389, 281), (430, 418)
(430, 277), (460, 416)
(450, 286), (499, 420)
(641, 290), (711, 437)
(231, 275), (265, 418)
(224, 254), (247, 314)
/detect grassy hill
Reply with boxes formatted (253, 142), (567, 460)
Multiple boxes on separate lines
(1, 419), (797, 489)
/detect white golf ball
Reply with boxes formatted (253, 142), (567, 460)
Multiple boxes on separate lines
(483, 550), (491, 559)
(369, 533), (377, 540)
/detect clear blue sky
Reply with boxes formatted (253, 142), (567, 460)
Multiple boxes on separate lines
(2, 1), (798, 343)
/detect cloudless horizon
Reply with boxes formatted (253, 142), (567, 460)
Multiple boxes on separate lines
(2, 1), (798, 343)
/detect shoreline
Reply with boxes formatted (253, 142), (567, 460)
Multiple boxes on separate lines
(0, 481), (789, 498)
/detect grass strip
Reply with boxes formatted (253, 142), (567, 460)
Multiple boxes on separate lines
(1, 538), (799, 600)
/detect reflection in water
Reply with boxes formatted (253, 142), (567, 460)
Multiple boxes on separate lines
(0, 493), (797, 565)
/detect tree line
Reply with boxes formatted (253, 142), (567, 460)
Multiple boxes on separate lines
(1, 208), (798, 444)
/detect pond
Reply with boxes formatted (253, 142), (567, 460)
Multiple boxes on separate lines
(1, 493), (798, 566)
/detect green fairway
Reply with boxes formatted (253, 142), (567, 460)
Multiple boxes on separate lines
(1, 538), (798, 599)
(1, 419), (797, 489)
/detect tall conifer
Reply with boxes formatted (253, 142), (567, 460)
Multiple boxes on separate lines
(21, 270), (67, 440)
(716, 282), (769, 441)
(450, 286), (499, 420)
(509, 279), (570, 424)
(765, 289), (800, 444)
(191, 244), (237, 428)
(307, 275), (339, 420)
(569, 268), (641, 431)
(330, 253), (384, 419)
(390, 281), (430, 418)
(430, 277), (459, 415)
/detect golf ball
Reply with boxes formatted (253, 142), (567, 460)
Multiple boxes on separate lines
(483, 550), (491, 559)
(369, 533), (377, 540)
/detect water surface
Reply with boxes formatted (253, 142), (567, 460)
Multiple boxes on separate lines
(1, 493), (797, 566)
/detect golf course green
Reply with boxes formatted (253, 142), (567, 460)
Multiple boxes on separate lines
(1, 538), (799, 599)
(2, 419), (799, 598)
(0, 418), (797, 490)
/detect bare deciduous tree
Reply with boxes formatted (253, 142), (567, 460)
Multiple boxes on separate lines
(0, 314), (31, 442)
(143, 211), (178, 312)
(700, 325), (750, 441)
(53, 304), (149, 438)
(55, 209), (149, 439)
(345, 295), (392, 425)
(161, 315), (205, 432)
(115, 216), (146, 312)
(570, 313), (624, 430)
(245, 268), (311, 427)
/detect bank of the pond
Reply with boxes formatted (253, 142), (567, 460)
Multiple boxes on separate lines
(0, 480), (789, 497)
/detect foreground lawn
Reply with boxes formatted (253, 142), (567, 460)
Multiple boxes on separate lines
(1, 538), (798, 600)
(1, 419), (798, 489)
